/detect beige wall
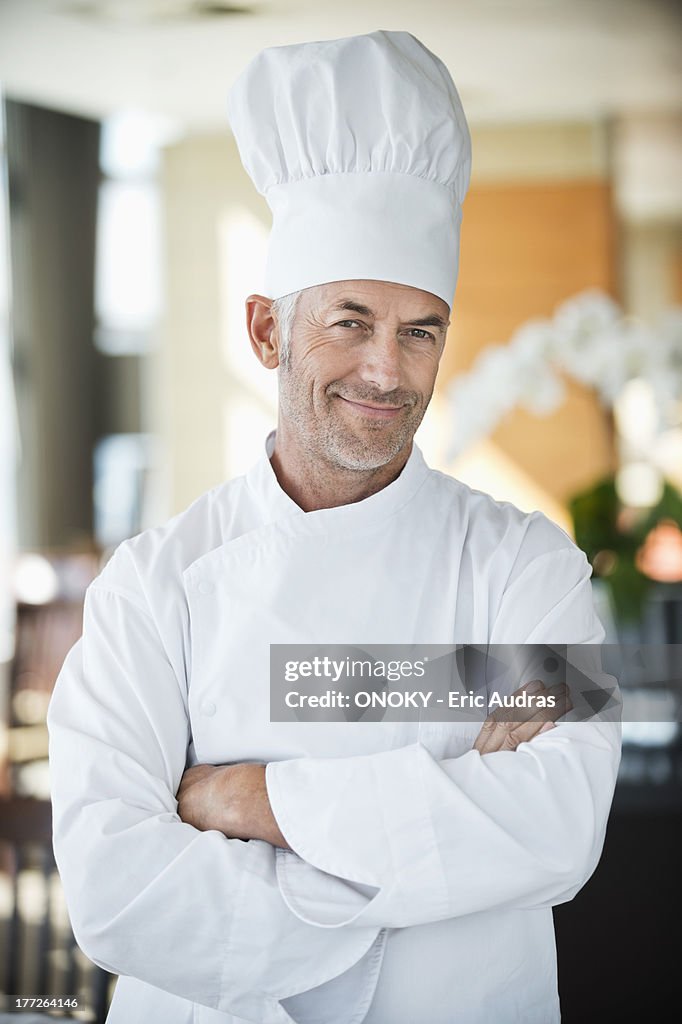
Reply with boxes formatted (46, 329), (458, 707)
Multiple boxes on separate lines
(437, 122), (619, 518)
(441, 176), (618, 506)
(160, 134), (274, 514)
(159, 120), (675, 524)
(620, 221), (682, 320)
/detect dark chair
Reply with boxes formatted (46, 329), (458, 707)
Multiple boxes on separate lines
(0, 798), (113, 1022)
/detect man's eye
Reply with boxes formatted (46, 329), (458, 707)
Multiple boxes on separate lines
(336, 320), (362, 328)
(407, 328), (434, 340)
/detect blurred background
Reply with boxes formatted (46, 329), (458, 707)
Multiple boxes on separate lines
(0, 0), (680, 1020)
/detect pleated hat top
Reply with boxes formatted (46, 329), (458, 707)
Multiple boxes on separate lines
(227, 29), (472, 309)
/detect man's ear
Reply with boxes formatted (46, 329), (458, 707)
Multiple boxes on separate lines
(245, 294), (281, 369)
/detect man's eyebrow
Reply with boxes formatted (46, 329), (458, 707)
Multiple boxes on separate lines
(330, 300), (449, 330)
(331, 300), (375, 317)
(406, 314), (450, 330)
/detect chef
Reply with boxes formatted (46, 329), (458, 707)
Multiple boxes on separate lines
(47, 29), (621, 1024)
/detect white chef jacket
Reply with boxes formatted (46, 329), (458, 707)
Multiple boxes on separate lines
(47, 431), (621, 1024)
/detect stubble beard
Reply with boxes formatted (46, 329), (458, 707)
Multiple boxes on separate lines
(277, 363), (429, 472)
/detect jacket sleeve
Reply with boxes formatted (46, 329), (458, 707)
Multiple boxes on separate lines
(265, 542), (622, 930)
(47, 579), (380, 1023)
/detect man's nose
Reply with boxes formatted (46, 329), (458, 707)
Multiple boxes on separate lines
(358, 331), (402, 392)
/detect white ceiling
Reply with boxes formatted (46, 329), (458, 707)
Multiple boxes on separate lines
(0, 0), (680, 132)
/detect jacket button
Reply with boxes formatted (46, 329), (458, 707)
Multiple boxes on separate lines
(197, 581), (214, 595)
(201, 701), (217, 717)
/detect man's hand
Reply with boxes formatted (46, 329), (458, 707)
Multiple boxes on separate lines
(177, 681), (569, 841)
(177, 762), (290, 849)
(474, 678), (572, 755)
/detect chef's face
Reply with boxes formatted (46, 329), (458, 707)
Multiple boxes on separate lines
(276, 280), (450, 471)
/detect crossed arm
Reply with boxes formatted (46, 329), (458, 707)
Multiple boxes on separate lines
(176, 677), (570, 847)
(48, 541), (619, 1017)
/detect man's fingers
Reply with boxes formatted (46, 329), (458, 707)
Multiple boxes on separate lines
(537, 681), (573, 723)
(495, 683), (573, 750)
(473, 716), (500, 755)
(473, 678), (545, 753)
(497, 678), (551, 724)
(473, 680), (573, 755)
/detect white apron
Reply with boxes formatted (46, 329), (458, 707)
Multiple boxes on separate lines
(48, 433), (621, 1024)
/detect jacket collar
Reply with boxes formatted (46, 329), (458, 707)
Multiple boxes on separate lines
(245, 429), (430, 532)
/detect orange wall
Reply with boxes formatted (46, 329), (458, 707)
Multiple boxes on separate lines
(439, 179), (619, 503)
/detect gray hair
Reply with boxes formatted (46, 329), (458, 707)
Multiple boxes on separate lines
(270, 289), (302, 368)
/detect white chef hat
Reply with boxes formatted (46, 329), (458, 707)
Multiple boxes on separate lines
(227, 29), (471, 309)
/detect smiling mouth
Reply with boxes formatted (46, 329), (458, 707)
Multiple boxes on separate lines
(337, 396), (406, 418)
